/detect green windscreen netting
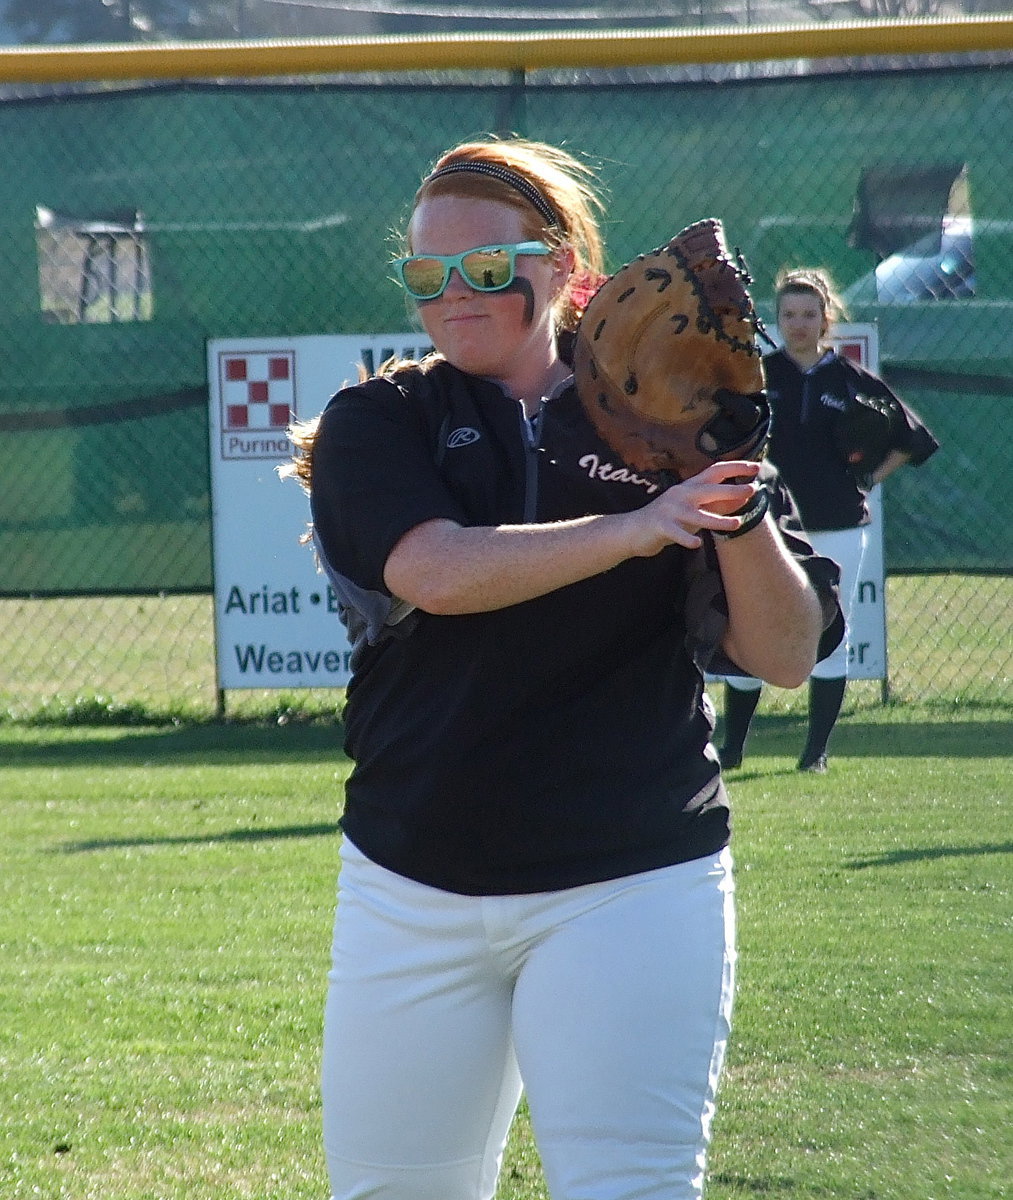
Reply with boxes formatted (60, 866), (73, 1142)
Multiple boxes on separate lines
(1, 67), (1010, 593)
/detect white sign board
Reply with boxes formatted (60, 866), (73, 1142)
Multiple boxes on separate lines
(827, 323), (888, 680)
(207, 334), (429, 690)
(208, 326), (888, 693)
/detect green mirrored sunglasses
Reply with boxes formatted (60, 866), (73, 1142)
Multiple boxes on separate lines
(392, 241), (551, 300)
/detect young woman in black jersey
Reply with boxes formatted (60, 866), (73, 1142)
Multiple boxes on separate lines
(718, 268), (939, 773)
(287, 140), (843, 1200)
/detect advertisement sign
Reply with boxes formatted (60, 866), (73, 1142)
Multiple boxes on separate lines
(208, 325), (887, 693)
(828, 323), (888, 680)
(207, 334), (430, 690)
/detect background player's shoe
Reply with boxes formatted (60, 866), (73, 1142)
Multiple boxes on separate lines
(798, 752), (828, 773)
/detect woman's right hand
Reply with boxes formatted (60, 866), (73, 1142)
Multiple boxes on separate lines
(622, 460), (763, 555)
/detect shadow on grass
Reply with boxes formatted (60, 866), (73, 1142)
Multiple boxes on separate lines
(1, 720), (347, 767)
(846, 841), (1013, 869)
(5, 708), (1009, 771)
(708, 1175), (798, 1197)
(732, 715), (1011, 760)
(57, 821), (342, 854)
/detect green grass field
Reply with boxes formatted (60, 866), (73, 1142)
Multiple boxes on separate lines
(2, 704), (1010, 1199)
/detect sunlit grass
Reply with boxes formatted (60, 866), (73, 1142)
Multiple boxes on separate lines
(2, 709), (1009, 1198)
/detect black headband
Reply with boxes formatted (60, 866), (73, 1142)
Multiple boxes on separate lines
(423, 161), (560, 229)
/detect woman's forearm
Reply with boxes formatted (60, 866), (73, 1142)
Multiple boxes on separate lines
(383, 462), (763, 615)
(383, 514), (640, 614)
(715, 517), (824, 688)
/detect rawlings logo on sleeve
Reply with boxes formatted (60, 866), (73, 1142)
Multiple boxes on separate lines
(446, 426), (482, 447)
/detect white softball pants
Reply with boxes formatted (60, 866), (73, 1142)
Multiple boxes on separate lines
(321, 838), (736, 1200)
(726, 524), (870, 691)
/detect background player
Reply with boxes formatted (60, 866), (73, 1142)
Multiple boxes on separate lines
(718, 267), (940, 773)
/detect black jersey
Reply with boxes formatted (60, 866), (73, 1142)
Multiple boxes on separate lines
(763, 348), (939, 532)
(310, 358), (842, 895)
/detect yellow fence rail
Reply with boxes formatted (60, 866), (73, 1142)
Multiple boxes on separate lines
(1, 16), (1013, 84)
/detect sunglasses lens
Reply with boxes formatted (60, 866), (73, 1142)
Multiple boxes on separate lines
(398, 246), (530, 298)
(461, 248), (513, 291)
(401, 257), (447, 299)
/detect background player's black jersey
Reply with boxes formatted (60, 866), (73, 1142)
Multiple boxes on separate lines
(763, 348), (939, 532)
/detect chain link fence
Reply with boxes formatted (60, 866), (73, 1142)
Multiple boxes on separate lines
(1, 572), (1009, 722)
(1, 47), (1011, 719)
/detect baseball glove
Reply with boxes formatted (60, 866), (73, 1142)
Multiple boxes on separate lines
(832, 390), (898, 487)
(573, 218), (770, 479)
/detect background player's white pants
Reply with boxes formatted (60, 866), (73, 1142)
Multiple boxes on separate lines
(725, 524), (870, 692)
(322, 838), (737, 1200)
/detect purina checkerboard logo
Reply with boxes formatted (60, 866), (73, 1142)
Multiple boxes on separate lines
(218, 350), (296, 460)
